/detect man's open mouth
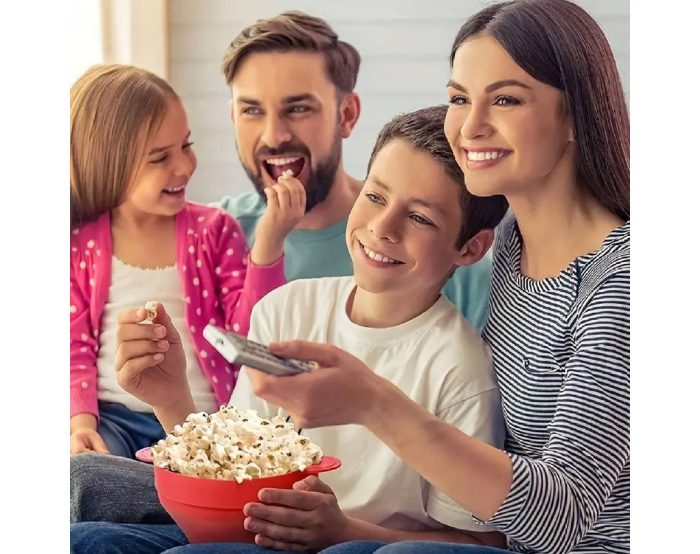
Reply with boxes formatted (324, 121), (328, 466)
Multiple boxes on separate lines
(262, 156), (305, 180)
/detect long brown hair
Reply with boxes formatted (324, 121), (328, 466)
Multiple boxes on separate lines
(450, 0), (629, 221)
(70, 64), (178, 229)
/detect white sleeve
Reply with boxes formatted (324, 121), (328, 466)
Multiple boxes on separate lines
(227, 298), (281, 420)
(425, 387), (505, 533)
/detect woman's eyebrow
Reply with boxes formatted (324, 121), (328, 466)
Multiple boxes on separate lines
(446, 78), (531, 93)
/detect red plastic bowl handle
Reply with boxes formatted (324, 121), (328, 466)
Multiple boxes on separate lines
(304, 456), (342, 474)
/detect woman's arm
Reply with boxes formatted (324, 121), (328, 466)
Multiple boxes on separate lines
(344, 518), (505, 548)
(262, 273), (629, 554)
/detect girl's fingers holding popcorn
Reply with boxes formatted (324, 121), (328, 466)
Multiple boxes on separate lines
(117, 354), (165, 387)
(117, 307), (149, 325)
(115, 339), (169, 372)
(116, 323), (167, 343)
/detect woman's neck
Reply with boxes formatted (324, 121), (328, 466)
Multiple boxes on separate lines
(508, 180), (623, 280)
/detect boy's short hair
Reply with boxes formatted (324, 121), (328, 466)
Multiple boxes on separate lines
(367, 105), (509, 248)
(221, 11), (361, 95)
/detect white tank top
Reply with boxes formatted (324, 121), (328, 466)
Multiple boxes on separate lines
(96, 257), (218, 414)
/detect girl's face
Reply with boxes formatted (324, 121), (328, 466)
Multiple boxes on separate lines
(121, 98), (197, 218)
(444, 34), (574, 198)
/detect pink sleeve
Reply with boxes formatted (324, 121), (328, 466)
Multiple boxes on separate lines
(70, 252), (99, 419)
(209, 212), (286, 337)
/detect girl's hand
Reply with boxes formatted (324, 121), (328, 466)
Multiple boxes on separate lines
(114, 303), (191, 413)
(250, 341), (389, 429)
(251, 173), (306, 266)
(243, 476), (353, 551)
(70, 428), (110, 455)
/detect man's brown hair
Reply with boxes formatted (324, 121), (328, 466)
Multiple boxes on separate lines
(367, 105), (509, 248)
(221, 11), (360, 94)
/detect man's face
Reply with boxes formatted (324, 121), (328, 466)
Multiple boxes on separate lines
(229, 51), (344, 212)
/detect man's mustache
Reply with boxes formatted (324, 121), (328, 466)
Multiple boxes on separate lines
(254, 142), (310, 159)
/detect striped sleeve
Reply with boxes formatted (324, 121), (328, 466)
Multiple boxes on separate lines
(486, 270), (630, 554)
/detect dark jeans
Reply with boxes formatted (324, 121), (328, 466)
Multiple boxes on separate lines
(70, 522), (295, 553)
(70, 525), (513, 554)
(70, 452), (170, 524)
(97, 400), (166, 458)
(319, 543), (511, 554)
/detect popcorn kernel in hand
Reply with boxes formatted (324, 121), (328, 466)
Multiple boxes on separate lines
(144, 301), (158, 324)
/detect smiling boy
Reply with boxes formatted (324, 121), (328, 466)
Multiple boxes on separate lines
(70, 105), (509, 553)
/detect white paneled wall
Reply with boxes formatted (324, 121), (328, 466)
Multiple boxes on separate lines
(168, 0), (629, 203)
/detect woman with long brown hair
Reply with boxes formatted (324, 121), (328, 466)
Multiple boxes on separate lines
(254, 1), (629, 552)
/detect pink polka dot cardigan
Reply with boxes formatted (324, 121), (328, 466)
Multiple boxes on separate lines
(70, 202), (286, 419)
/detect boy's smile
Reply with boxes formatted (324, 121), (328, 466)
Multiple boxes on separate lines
(346, 139), (469, 312)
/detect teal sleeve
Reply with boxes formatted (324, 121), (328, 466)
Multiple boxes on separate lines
(442, 252), (493, 332)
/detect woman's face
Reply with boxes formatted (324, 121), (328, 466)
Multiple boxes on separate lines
(444, 33), (574, 198)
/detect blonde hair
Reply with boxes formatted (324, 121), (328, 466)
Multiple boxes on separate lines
(70, 64), (178, 229)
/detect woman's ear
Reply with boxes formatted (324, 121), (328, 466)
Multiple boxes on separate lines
(455, 228), (494, 268)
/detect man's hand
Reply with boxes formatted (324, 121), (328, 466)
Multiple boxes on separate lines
(114, 303), (190, 413)
(243, 476), (352, 551)
(251, 172), (306, 266)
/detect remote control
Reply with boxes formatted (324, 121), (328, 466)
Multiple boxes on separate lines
(203, 324), (314, 376)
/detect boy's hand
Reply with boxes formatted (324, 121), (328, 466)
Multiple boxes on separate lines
(250, 341), (387, 429)
(243, 476), (352, 551)
(114, 303), (190, 413)
(251, 172), (306, 266)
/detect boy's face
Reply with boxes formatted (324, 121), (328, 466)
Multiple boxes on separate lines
(229, 51), (351, 212)
(346, 139), (469, 300)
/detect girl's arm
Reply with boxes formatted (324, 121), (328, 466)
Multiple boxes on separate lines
(262, 273), (629, 554)
(70, 254), (99, 420)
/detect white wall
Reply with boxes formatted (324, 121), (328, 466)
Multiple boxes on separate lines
(70, 0), (168, 81)
(168, 0), (630, 203)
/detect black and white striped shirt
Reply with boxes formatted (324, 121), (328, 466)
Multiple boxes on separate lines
(482, 215), (630, 554)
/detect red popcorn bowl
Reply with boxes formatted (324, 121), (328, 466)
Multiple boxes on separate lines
(153, 455), (341, 544)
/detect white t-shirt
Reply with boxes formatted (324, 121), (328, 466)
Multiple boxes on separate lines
(96, 257), (218, 414)
(230, 276), (504, 533)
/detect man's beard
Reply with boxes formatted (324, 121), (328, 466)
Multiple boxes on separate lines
(239, 131), (342, 213)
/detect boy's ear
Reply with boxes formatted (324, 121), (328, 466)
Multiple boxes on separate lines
(454, 228), (494, 268)
(338, 92), (361, 139)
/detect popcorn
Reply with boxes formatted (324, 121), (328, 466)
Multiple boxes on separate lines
(152, 406), (323, 483)
(144, 301), (158, 323)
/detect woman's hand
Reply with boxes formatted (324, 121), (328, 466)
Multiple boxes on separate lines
(251, 173), (306, 266)
(70, 413), (110, 455)
(249, 341), (392, 429)
(243, 476), (353, 551)
(114, 303), (191, 414)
